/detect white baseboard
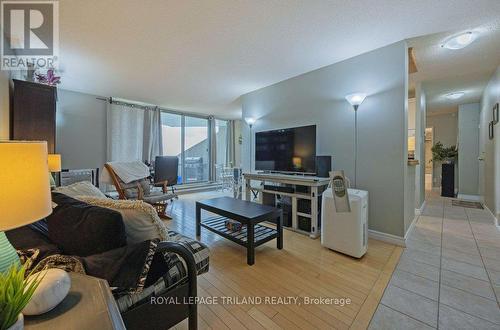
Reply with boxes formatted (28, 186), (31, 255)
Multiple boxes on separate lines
(368, 229), (406, 247)
(415, 201), (426, 216)
(404, 215), (419, 242)
(457, 194), (482, 201)
(483, 204), (500, 231)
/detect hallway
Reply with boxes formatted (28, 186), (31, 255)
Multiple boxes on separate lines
(369, 196), (500, 329)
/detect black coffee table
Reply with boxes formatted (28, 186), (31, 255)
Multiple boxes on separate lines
(196, 197), (283, 265)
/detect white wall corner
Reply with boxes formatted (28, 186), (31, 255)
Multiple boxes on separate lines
(404, 214), (418, 243)
(415, 200), (426, 215)
(368, 230), (406, 247)
(483, 204), (500, 231)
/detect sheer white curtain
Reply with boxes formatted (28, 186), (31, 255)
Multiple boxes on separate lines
(106, 102), (163, 163)
(143, 107), (163, 163)
(209, 116), (217, 181)
(226, 120), (236, 167)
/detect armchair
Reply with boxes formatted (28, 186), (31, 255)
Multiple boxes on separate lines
(153, 156), (179, 197)
(104, 162), (176, 219)
(121, 241), (198, 330)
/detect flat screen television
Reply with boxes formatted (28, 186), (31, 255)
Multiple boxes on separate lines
(255, 125), (316, 173)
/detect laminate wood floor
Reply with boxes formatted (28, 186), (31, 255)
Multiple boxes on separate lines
(167, 191), (402, 330)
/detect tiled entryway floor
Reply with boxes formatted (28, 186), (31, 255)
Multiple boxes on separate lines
(369, 196), (500, 329)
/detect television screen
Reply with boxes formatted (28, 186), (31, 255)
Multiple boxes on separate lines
(255, 125), (316, 173)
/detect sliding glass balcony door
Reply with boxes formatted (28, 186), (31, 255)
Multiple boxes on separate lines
(215, 119), (228, 180)
(160, 113), (182, 184)
(161, 112), (210, 184)
(184, 116), (209, 183)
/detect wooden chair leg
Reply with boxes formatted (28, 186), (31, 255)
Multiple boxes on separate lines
(154, 203), (172, 220)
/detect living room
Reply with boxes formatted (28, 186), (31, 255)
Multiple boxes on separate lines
(1, 1), (500, 330)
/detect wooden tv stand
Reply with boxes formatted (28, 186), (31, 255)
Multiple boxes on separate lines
(243, 172), (330, 238)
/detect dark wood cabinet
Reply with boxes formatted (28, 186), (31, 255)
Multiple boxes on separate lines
(441, 163), (455, 197)
(10, 79), (57, 153)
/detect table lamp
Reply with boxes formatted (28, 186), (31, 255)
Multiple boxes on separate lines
(48, 154), (62, 187)
(0, 141), (52, 273)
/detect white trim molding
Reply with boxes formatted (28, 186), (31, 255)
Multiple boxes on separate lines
(457, 194), (482, 201)
(368, 230), (406, 247)
(404, 215), (419, 242)
(415, 201), (426, 216)
(483, 204), (500, 231)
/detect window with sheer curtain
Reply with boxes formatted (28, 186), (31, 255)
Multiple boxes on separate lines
(106, 102), (162, 163)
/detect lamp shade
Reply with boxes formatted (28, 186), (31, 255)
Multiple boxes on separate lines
(245, 117), (256, 126)
(0, 141), (52, 231)
(292, 156), (302, 169)
(345, 93), (367, 107)
(48, 154), (62, 172)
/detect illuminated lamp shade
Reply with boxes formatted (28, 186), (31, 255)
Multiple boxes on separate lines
(245, 117), (256, 126)
(345, 93), (367, 111)
(292, 157), (302, 169)
(0, 141), (52, 272)
(48, 154), (62, 172)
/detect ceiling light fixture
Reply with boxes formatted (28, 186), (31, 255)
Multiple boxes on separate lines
(441, 32), (476, 50)
(445, 92), (465, 100)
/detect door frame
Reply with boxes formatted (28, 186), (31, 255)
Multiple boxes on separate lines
(425, 127), (434, 188)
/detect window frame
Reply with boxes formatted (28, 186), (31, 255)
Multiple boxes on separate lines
(160, 109), (229, 185)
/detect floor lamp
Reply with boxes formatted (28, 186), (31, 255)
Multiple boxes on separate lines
(245, 117), (257, 172)
(345, 93), (367, 188)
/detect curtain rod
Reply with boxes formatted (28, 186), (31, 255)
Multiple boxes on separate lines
(95, 96), (232, 121)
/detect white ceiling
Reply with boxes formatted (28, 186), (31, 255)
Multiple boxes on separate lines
(408, 20), (500, 114)
(57, 0), (500, 118)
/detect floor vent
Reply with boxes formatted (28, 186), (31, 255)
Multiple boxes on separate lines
(452, 200), (483, 209)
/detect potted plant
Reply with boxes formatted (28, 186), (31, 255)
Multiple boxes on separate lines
(431, 141), (458, 164)
(0, 265), (42, 330)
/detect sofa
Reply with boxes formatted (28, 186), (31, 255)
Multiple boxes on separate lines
(7, 186), (209, 330)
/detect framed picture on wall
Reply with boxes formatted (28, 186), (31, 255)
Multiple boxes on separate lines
(493, 103), (499, 124)
(489, 121), (494, 140)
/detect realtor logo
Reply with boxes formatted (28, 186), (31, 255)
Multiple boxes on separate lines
(1, 0), (59, 70)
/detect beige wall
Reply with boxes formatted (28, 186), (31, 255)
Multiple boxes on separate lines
(242, 41), (409, 238)
(0, 71), (9, 139)
(458, 103), (480, 197)
(56, 89), (108, 169)
(479, 67), (500, 218)
(415, 84), (427, 208)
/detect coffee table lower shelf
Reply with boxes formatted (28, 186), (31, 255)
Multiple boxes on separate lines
(201, 216), (278, 247)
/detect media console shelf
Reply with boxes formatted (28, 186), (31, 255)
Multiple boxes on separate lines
(243, 172), (330, 238)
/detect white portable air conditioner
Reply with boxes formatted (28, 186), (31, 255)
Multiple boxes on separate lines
(321, 188), (368, 258)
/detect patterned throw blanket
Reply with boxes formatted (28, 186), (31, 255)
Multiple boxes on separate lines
(20, 239), (161, 297)
(18, 232), (209, 313)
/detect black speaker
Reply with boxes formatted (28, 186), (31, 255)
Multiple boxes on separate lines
(315, 156), (332, 177)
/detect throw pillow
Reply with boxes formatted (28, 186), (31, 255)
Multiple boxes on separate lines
(53, 181), (106, 199)
(76, 196), (170, 244)
(48, 193), (127, 256)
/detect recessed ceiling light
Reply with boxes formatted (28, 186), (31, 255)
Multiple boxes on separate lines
(441, 32), (477, 50)
(445, 92), (465, 100)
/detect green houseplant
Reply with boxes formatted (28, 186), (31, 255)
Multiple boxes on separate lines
(431, 141), (458, 164)
(0, 265), (43, 330)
